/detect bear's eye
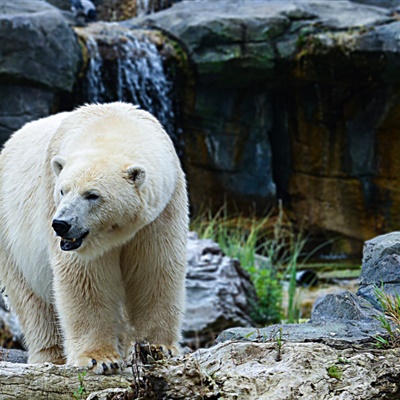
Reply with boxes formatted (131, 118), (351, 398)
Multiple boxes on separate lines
(60, 190), (64, 196)
(85, 193), (100, 201)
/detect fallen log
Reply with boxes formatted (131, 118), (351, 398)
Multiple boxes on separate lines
(1, 341), (400, 400)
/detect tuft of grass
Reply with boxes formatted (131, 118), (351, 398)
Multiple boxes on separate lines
(374, 285), (400, 348)
(327, 365), (342, 380)
(191, 202), (306, 325)
(72, 371), (87, 400)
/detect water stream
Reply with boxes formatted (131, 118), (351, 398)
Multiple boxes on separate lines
(136, 0), (172, 16)
(79, 23), (176, 142)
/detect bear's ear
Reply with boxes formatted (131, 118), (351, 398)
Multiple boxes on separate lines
(126, 165), (146, 187)
(51, 156), (66, 177)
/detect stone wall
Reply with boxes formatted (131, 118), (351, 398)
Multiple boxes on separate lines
(132, 0), (400, 255)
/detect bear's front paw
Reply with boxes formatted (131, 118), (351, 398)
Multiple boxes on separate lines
(72, 351), (123, 375)
(150, 343), (181, 360)
(136, 342), (181, 364)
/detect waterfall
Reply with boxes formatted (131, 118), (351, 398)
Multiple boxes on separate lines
(81, 24), (176, 142)
(136, 0), (172, 16)
(85, 36), (105, 103)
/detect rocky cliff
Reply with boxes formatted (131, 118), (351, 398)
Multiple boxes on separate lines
(130, 0), (400, 255)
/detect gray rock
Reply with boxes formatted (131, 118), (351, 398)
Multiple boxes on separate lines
(351, 0), (400, 8)
(358, 232), (400, 307)
(0, 295), (23, 348)
(0, 85), (55, 145)
(218, 294), (386, 349)
(311, 291), (380, 322)
(130, 1), (391, 81)
(0, 1), (81, 146)
(45, 0), (72, 10)
(0, 348), (27, 364)
(0, 1), (81, 92)
(183, 232), (257, 347)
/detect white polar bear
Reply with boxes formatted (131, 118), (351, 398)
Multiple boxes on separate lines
(0, 102), (188, 374)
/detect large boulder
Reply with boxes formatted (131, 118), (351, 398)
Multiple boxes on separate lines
(183, 232), (257, 347)
(0, 0), (81, 144)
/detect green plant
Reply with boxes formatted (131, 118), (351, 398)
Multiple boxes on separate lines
(374, 286), (400, 348)
(72, 371), (87, 400)
(191, 202), (306, 325)
(326, 365), (342, 380)
(273, 326), (284, 361)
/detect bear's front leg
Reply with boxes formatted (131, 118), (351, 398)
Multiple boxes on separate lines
(52, 251), (125, 374)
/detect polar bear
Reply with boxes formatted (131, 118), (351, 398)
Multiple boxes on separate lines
(0, 102), (188, 374)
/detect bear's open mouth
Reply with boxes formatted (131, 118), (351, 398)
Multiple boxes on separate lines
(60, 231), (89, 251)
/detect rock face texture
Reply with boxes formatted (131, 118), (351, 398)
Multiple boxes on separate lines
(183, 232), (257, 347)
(358, 231), (400, 307)
(218, 290), (387, 348)
(131, 0), (400, 254)
(144, 341), (400, 400)
(2, 341), (400, 399)
(0, 1), (81, 144)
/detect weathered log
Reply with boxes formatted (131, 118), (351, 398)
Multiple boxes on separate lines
(0, 362), (133, 400)
(1, 341), (400, 399)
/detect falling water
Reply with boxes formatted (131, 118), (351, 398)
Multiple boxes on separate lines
(136, 0), (172, 16)
(85, 36), (105, 103)
(81, 24), (176, 142)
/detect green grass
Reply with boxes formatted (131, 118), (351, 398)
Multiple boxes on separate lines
(72, 371), (87, 400)
(374, 285), (400, 348)
(327, 365), (342, 380)
(191, 203), (307, 325)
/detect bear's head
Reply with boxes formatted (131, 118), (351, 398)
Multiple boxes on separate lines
(51, 154), (147, 258)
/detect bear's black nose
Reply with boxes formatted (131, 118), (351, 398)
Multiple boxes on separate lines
(52, 220), (71, 236)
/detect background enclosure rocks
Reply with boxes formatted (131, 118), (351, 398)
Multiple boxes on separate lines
(0, 1), (81, 144)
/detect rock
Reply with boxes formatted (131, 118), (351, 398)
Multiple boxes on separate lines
(218, 291), (386, 348)
(0, 1), (81, 145)
(0, 85), (55, 145)
(352, 0), (400, 8)
(0, 1), (81, 91)
(0, 349), (27, 364)
(183, 232), (257, 347)
(358, 232), (400, 307)
(311, 291), (380, 323)
(217, 320), (386, 350)
(45, 0), (72, 10)
(135, 341), (400, 399)
(0, 295), (23, 349)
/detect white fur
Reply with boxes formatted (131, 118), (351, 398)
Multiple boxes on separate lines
(0, 103), (188, 372)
